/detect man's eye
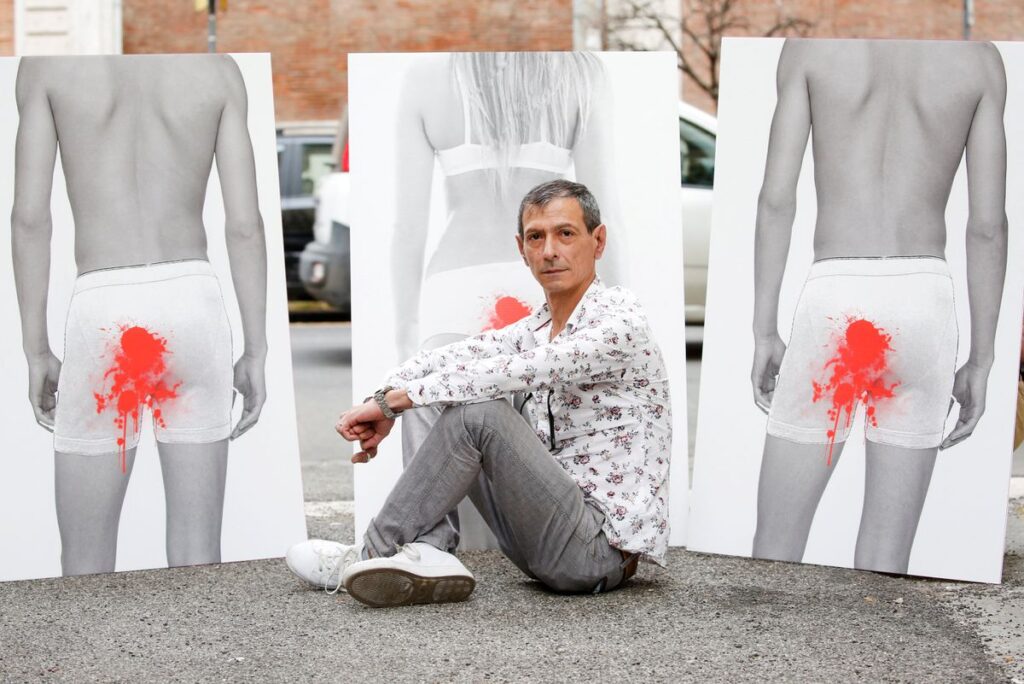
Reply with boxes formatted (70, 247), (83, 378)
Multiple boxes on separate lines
(561, 230), (574, 237)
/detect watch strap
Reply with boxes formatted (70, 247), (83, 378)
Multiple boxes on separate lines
(373, 386), (400, 419)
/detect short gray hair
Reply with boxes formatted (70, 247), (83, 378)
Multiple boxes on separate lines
(517, 180), (602, 237)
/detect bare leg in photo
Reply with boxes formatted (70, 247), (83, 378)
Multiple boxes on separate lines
(854, 441), (937, 574)
(55, 449), (137, 576)
(752, 435), (846, 562)
(158, 439), (229, 567)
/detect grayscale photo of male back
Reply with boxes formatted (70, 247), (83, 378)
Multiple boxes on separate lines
(750, 39), (1007, 574)
(11, 54), (269, 576)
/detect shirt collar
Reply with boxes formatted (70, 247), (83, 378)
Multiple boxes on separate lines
(530, 275), (605, 336)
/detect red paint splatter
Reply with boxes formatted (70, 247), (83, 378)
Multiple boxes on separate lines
(811, 318), (899, 466)
(93, 325), (180, 473)
(482, 295), (531, 331)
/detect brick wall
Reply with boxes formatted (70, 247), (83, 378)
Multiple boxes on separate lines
(683, 0), (1024, 113)
(0, 0), (13, 55)
(122, 0), (573, 123)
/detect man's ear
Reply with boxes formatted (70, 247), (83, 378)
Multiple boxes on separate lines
(592, 224), (607, 260)
(516, 233), (526, 263)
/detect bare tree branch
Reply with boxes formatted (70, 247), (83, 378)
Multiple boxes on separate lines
(602, 0), (816, 105)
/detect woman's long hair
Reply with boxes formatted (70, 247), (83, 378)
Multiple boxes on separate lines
(450, 51), (605, 192)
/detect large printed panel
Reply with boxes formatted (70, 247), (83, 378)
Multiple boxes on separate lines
(349, 52), (689, 550)
(688, 38), (1024, 583)
(0, 54), (307, 581)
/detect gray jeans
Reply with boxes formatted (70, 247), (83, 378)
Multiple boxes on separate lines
(400, 401), (500, 550)
(363, 399), (636, 593)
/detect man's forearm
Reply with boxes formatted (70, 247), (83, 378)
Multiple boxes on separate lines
(226, 216), (268, 359)
(11, 215), (53, 359)
(394, 316), (643, 408)
(384, 388), (413, 413)
(752, 197), (796, 340)
(380, 325), (518, 396)
(964, 216), (1008, 369)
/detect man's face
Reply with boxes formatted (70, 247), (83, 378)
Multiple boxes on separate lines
(516, 197), (606, 296)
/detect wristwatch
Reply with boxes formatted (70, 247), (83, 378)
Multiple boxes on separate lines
(373, 386), (402, 419)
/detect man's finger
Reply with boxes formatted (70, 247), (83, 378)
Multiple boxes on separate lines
(350, 447), (377, 463)
(339, 411), (374, 433)
(940, 414), (979, 450)
(34, 405), (55, 433)
(360, 432), (385, 450)
(230, 407), (261, 440)
(345, 425), (373, 442)
(336, 418), (368, 440)
(940, 429), (969, 450)
(752, 381), (771, 415)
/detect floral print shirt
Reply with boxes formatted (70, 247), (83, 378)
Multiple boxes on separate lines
(382, 276), (672, 565)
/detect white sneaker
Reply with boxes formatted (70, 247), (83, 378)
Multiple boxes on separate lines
(285, 539), (362, 594)
(342, 542), (476, 608)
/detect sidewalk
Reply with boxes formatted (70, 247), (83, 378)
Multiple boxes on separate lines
(4, 324), (1021, 681)
(2, 492), (1021, 682)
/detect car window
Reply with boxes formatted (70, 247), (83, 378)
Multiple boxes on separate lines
(680, 118), (715, 188)
(277, 141), (287, 195)
(301, 142), (335, 196)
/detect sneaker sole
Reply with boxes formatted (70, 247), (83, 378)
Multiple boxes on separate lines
(345, 569), (475, 608)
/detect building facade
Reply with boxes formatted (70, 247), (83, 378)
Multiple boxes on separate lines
(3, 1), (1024, 119)
(123, 0), (574, 124)
(679, 0), (1024, 112)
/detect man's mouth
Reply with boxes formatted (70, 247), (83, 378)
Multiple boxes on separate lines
(541, 268), (568, 275)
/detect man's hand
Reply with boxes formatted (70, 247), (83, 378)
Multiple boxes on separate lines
(230, 353), (267, 440)
(27, 351), (60, 432)
(940, 362), (991, 450)
(752, 334), (787, 414)
(336, 400), (395, 463)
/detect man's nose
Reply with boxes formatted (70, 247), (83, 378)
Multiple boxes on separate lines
(542, 234), (559, 260)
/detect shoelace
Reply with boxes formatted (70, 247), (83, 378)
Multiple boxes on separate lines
(317, 545), (361, 594)
(394, 542), (421, 561)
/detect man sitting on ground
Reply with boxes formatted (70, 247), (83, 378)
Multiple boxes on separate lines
(286, 179), (672, 607)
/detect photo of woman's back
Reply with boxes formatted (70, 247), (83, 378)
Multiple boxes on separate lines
(422, 52), (600, 274)
(390, 51), (626, 549)
(392, 51), (624, 359)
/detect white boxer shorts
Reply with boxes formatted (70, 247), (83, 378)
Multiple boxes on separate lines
(766, 256), (958, 459)
(53, 260), (234, 467)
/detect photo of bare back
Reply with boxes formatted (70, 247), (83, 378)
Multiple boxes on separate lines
(688, 38), (1024, 583)
(347, 52), (692, 550)
(0, 54), (307, 582)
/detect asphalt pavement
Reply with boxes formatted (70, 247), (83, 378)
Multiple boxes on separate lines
(1, 322), (1022, 682)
